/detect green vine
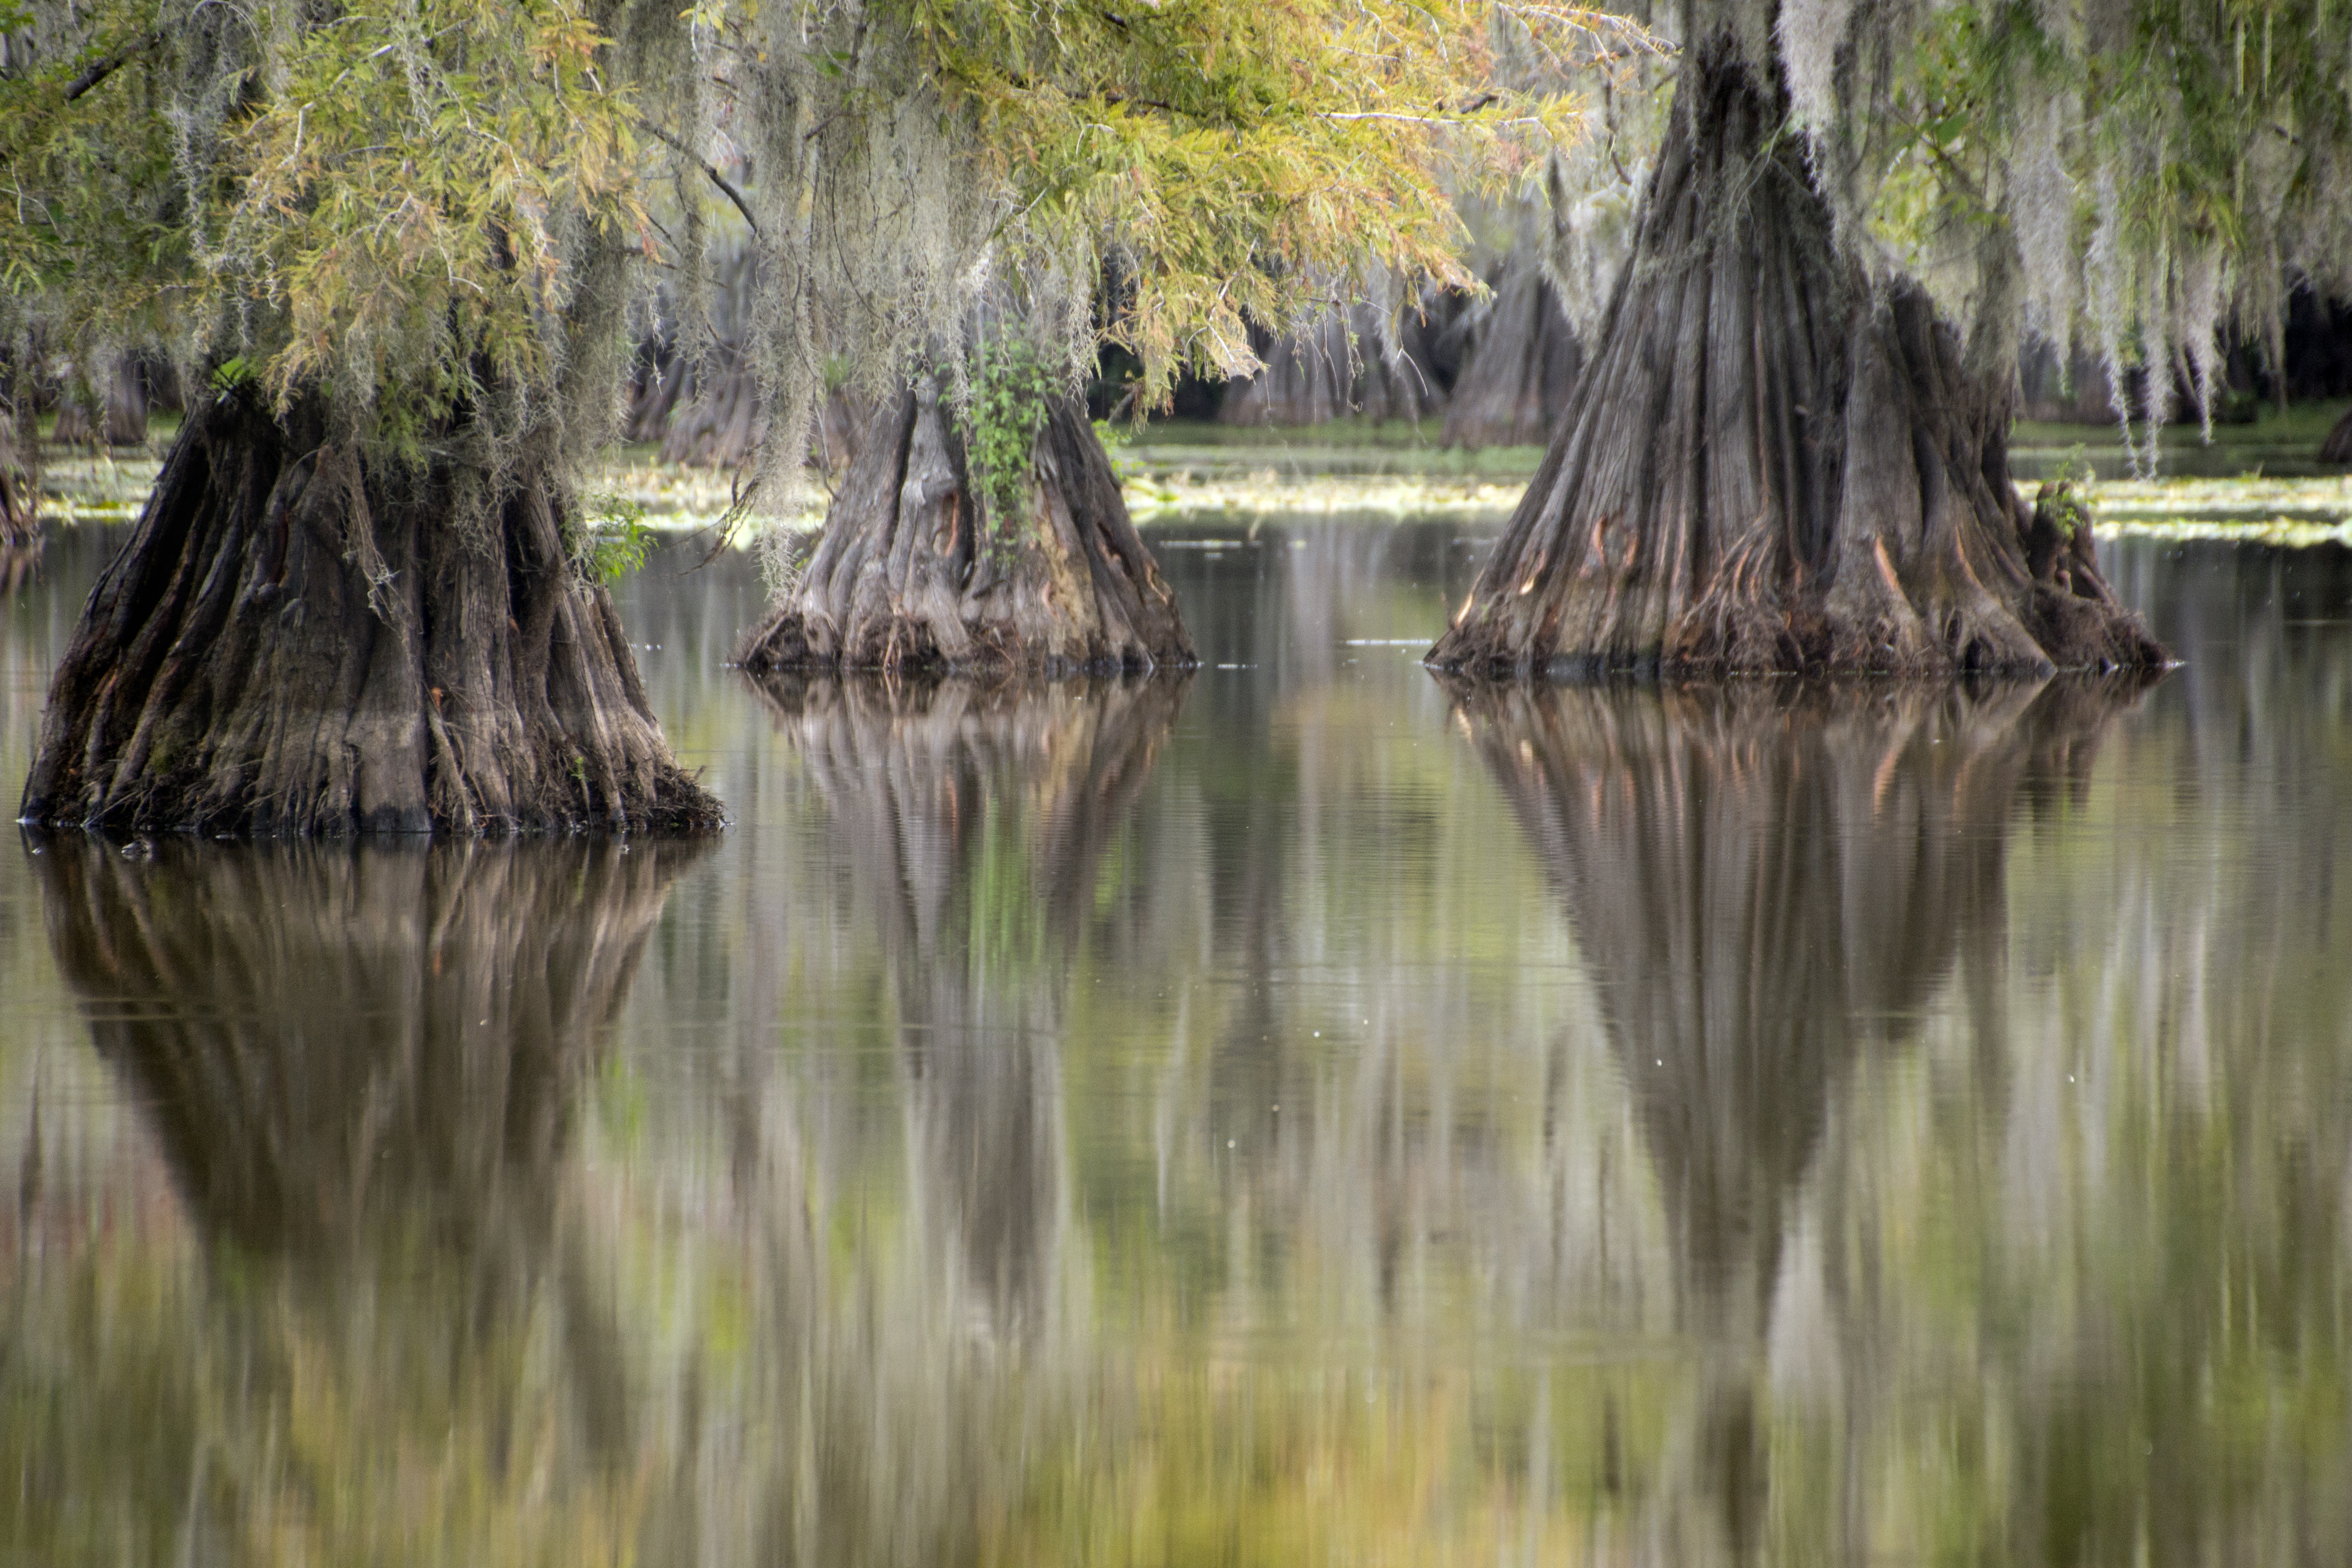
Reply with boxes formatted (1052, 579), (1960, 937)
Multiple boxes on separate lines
(962, 339), (1057, 561)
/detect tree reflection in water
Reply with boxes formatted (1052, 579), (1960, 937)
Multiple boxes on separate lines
(1449, 675), (2284, 1566)
(11, 646), (2349, 1567)
(16, 838), (703, 1564)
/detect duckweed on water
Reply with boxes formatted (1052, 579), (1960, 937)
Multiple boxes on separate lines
(33, 444), (2352, 545)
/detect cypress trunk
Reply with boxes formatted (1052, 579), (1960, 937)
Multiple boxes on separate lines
(2322, 404), (2352, 464)
(1440, 255), (1583, 449)
(1217, 301), (1455, 427)
(19, 393), (722, 835)
(735, 380), (1193, 676)
(1429, 44), (2167, 680)
(0, 416), (35, 547)
(52, 355), (150, 449)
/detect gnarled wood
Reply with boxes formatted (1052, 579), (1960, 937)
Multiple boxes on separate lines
(20, 393), (723, 836)
(1429, 44), (2167, 680)
(734, 381), (1193, 676)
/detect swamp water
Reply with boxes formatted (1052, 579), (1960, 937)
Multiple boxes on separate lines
(3, 519), (2350, 1565)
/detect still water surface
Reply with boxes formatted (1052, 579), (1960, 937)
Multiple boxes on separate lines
(3, 523), (2350, 1565)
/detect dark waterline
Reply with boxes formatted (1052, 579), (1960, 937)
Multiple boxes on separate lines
(4, 522), (2350, 1564)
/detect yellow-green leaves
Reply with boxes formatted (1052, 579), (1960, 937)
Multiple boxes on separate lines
(220, 0), (651, 421)
(903, 0), (1635, 406)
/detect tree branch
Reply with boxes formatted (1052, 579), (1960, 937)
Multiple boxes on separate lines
(65, 35), (156, 103)
(641, 123), (761, 236)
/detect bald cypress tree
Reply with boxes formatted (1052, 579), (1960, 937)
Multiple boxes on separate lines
(1432, 0), (2352, 677)
(9, 0), (1643, 769)
(7, 2), (724, 832)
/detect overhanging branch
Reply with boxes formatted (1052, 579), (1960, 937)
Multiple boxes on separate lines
(642, 122), (761, 236)
(65, 34), (158, 103)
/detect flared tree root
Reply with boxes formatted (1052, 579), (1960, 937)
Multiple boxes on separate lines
(733, 381), (1193, 677)
(1428, 45), (2168, 682)
(19, 394), (723, 836)
(2322, 405), (2352, 465)
(1441, 253), (1583, 450)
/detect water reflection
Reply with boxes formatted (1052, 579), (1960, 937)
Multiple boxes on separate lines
(1448, 673), (2352, 1567)
(5, 530), (2350, 1566)
(748, 671), (1190, 1337)
(14, 837), (702, 1563)
(1455, 680), (2132, 1336)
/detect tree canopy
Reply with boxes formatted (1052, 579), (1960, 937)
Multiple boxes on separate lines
(1, 0), (1640, 523)
(1776, 0), (2352, 456)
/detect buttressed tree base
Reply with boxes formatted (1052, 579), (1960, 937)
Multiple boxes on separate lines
(736, 382), (1192, 677)
(1430, 42), (2169, 680)
(21, 395), (721, 836)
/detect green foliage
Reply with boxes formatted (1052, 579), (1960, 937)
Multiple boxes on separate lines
(961, 338), (1059, 558)
(1807, 0), (2352, 460)
(576, 492), (654, 583)
(3, 0), (655, 462)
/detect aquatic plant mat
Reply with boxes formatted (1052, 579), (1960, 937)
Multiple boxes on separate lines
(34, 434), (2352, 543)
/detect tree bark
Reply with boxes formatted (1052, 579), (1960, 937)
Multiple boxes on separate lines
(1217, 300), (1456, 427)
(1428, 43), (2168, 680)
(19, 392), (723, 835)
(1440, 254), (1584, 449)
(734, 380), (1193, 676)
(2322, 404), (2352, 464)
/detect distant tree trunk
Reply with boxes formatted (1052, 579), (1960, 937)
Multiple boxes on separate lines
(0, 398), (36, 547)
(1440, 255), (1583, 449)
(735, 379), (1193, 676)
(52, 355), (150, 448)
(20, 392), (723, 835)
(2322, 405), (2352, 464)
(1217, 301), (1455, 427)
(656, 346), (763, 466)
(1429, 42), (2167, 680)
